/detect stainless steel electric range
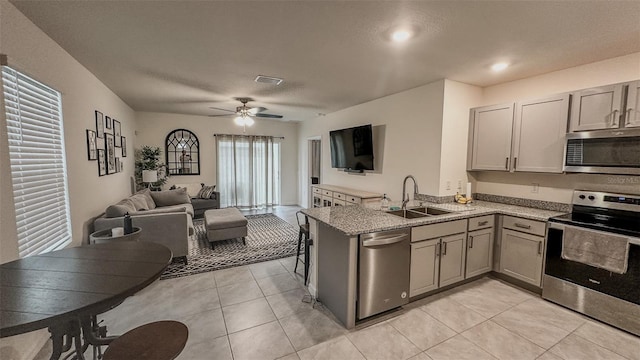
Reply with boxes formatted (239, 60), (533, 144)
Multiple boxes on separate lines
(543, 190), (640, 336)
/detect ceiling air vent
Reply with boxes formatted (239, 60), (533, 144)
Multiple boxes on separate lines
(254, 75), (284, 85)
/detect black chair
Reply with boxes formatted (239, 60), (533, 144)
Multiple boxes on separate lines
(294, 211), (312, 285)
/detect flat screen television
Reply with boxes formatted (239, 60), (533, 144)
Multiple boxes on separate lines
(330, 124), (374, 171)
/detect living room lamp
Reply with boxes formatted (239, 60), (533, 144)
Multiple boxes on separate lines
(142, 170), (158, 188)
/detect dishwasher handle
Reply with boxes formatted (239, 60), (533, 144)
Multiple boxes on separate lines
(362, 234), (409, 247)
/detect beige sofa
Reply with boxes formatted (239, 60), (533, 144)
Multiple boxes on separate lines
(93, 188), (194, 263)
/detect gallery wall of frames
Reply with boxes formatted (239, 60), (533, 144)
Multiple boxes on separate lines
(86, 110), (127, 176)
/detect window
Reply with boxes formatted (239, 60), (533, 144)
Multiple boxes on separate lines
(216, 134), (281, 209)
(165, 129), (200, 175)
(2, 66), (72, 257)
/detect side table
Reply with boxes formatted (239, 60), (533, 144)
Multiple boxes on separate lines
(90, 227), (142, 244)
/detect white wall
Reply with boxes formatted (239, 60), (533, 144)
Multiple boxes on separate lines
(135, 112), (299, 205)
(298, 80), (446, 207)
(473, 52), (640, 203)
(439, 80), (483, 195)
(0, 1), (136, 358)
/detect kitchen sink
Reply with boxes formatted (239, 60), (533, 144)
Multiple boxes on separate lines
(387, 209), (430, 219)
(386, 206), (453, 219)
(409, 207), (453, 216)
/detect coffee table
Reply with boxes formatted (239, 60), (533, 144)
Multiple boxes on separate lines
(0, 241), (172, 360)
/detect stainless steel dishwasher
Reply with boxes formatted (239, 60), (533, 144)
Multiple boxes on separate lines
(358, 228), (410, 320)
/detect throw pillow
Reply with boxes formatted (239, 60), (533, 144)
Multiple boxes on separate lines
(135, 188), (156, 209)
(129, 194), (149, 211)
(105, 199), (136, 218)
(172, 183), (202, 198)
(150, 187), (191, 207)
(197, 185), (216, 199)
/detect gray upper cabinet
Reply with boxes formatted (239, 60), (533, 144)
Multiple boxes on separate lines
(512, 94), (570, 173)
(469, 103), (514, 171)
(624, 80), (640, 128)
(569, 84), (624, 132)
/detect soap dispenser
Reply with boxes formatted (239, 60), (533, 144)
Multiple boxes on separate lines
(381, 194), (390, 210)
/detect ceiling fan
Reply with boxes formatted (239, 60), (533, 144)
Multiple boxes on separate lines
(209, 98), (283, 128)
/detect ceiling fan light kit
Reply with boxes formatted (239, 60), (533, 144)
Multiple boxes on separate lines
(209, 97), (283, 128)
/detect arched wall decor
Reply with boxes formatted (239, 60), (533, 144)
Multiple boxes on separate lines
(165, 129), (200, 175)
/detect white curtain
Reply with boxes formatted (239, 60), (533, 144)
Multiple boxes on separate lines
(216, 134), (281, 209)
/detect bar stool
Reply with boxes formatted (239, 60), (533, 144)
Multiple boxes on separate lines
(294, 211), (313, 285)
(103, 321), (188, 360)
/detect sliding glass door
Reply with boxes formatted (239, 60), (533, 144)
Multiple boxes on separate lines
(216, 135), (281, 209)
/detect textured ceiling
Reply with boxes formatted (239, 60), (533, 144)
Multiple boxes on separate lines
(9, 0), (640, 121)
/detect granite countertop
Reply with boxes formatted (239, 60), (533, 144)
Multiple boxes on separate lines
(301, 200), (567, 236)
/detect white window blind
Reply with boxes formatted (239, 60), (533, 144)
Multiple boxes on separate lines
(2, 66), (72, 257)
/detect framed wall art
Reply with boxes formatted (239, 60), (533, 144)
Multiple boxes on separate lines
(97, 149), (106, 176)
(86, 129), (97, 160)
(121, 136), (127, 157)
(95, 110), (104, 138)
(115, 157), (121, 172)
(113, 120), (122, 147)
(105, 133), (116, 174)
(105, 116), (112, 129)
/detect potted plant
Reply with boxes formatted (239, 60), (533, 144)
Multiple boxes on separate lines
(134, 146), (169, 190)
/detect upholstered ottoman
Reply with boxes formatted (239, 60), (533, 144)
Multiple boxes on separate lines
(204, 208), (248, 249)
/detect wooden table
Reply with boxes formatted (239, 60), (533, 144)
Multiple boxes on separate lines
(0, 241), (172, 359)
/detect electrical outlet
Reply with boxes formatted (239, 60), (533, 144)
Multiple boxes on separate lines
(458, 180), (462, 189)
(532, 183), (539, 193)
(446, 181), (451, 190)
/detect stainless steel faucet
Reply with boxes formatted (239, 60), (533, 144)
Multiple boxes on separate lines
(402, 175), (419, 210)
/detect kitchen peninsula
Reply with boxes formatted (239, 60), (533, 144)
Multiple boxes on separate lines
(301, 200), (565, 329)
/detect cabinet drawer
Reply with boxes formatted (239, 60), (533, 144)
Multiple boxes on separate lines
(334, 192), (345, 200)
(468, 215), (494, 231)
(412, 220), (466, 242)
(347, 196), (361, 203)
(333, 199), (346, 206)
(312, 187), (321, 194)
(322, 190), (333, 197)
(502, 216), (546, 237)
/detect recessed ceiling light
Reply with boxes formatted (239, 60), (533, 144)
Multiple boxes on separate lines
(491, 62), (509, 72)
(391, 29), (412, 42)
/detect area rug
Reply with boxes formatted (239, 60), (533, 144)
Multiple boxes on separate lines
(160, 213), (299, 279)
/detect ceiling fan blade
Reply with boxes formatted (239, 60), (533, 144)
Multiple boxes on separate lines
(254, 113), (283, 119)
(248, 106), (267, 115)
(208, 106), (236, 113)
(208, 114), (234, 117)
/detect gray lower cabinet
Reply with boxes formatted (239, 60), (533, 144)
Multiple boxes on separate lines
(409, 220), (467, 297)
(409, 239), (440, 297)
(499, 228), (544, 286)
(439, 233), (467, 287)
(466, 227), (494, 278)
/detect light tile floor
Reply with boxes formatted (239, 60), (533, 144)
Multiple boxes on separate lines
(33, 208), (640, 359)
(38, 264), (638, 360)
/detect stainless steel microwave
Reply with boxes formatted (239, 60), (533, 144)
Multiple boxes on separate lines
(564, 128), (640, 175)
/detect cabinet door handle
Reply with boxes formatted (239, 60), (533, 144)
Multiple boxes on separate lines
(513, 157), (518, 170)
(505, 157), (509, 170)
(442, 241), (447, 256)
(537, 241), (543, 255)
(626, 108), (633, 125)
(435, 243), (440, 258)
(611, 109), (619, 127)
(478, 221), (488, 226)
(515, 223), (531, 230)
(469, 236), (474, 249)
